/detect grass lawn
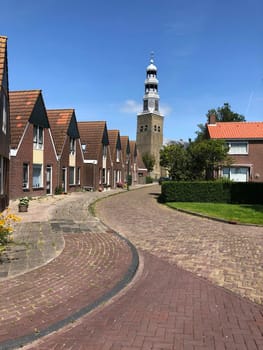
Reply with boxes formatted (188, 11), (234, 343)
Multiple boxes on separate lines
(166, 202), (263, 225)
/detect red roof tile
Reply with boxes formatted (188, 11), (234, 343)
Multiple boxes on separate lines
(47, 109), (74, 155)
(78, 121), (107, 160)
(0, 36), (7, 88)
(9, 90), (41, 148)
(207, 122), (263, 139)
(108, 130), (120, 162)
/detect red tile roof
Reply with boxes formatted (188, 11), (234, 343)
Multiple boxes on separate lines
(47, 109), (74, 155)
(120, 136), (129, 162)
(78, 121), (107, 160)
(0, 36), (7, 88)
(207, 122), (263, 140)
(108, 130), (120, 162)
(9, 90), (41, 148)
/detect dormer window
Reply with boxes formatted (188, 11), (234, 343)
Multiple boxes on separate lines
(2, 93), (7, 134)
(103, 145), (107, 158)
(70, 137), (76, 154)
(116, 148), (121, 162)
(33, 125), (43, 150)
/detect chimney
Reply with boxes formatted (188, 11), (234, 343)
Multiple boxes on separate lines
(209, 114), (217, 125)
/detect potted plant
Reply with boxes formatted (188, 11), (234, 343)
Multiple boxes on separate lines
(18, 196), (29, 212)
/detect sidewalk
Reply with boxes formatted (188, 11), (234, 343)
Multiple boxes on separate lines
(0, 188), (139, 349)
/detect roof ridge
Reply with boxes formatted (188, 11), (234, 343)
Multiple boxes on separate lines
(10, 89), (41, 93)
(47, 108), (74, 112)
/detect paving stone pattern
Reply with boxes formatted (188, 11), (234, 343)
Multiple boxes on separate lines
(22, 185), (263, 350)
(97, 186), (263, 305)
(0, 190), (133, 348)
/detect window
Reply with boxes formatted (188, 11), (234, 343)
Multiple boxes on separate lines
(32, 164), (43, 188)
(0, 156), (3, 195)
(70, 137), (76, 154)
(116, 148), (121, 162)
(33, 125), (43, 150)
(222, 167), (249, 182)
(227, 142), (248, 155)
(144, 125), (148, 131)
(103, 145), (107, 158)
(69, 167), (75, 185)
(155, 100), (159, 111)
(154, 125), (157, 132)
(143, 100), (148, 110)
(102, 168), (106, 184)
(23, 163), (29, 189)
(81, 143), (86, 152)
(76, 167), (81, 185)
(140, 125), (143, 132)
(2, 94), (7, 134)
(158, 126), (161, 132)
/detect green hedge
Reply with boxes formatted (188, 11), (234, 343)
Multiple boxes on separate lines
(230, 182), (263, 204)
(160, 181), (263, 204)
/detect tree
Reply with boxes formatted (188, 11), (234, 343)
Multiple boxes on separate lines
(160, 142), (190, 181)
(196, 103), (246, 141)
(188, 139), (230, 180)
(142, 152), (155, 174)
(209, 103), (245, 122)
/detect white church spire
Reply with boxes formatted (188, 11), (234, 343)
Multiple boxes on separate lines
(143, 53), (160, 114)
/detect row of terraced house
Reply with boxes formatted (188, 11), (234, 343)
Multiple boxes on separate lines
(0, 36), (147, 211)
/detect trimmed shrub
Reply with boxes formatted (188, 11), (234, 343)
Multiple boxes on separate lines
(160, 181), (263, 204)
(160, 181), (231, 203)
(230, 182), (263, 204)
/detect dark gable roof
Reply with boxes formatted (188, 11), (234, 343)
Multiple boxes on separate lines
(129, 140), (137, 158)
(120, 136), (130, 161)
(108, 129), (121, 149)
(78, 121), (108, 160)
(9, 90), (49, 149)
(0, 36), (8, 90)
(47, 109), (79, 155)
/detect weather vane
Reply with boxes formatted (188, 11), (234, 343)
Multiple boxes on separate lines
(150, 51), (154, 63)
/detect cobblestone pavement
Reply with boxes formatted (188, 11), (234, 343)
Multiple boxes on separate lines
(0, 190), (136, 349)
(21, 185), (263, 350)
(97, 186), (263, 305)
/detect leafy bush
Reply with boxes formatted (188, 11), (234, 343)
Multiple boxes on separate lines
(160, 181), (263, 204)
(55, 186), (63, 195)
(160, 181), (231, 203)
(0, 209), (21, 246)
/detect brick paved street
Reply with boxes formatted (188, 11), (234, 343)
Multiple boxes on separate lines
(18, 185), (263, 350)
(0, 190), (136, 350)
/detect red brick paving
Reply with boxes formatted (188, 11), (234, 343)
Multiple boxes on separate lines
(0, 230), (132, 346)
(1, 186), (263, 349)
(23, 252), (263, 350)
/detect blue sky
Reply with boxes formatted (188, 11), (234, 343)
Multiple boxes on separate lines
(2, 0), (263, 142)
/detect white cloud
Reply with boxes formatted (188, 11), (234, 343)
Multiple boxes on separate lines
(160, 104), (172, 116)
(120, 100), (172, 117)
(120, 100), (141, 114)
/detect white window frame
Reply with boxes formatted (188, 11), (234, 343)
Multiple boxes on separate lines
(33, 125), (44, 150)
(116, 148), (121, 162)
(32, 164), (43, 188)
(2, 94), (7, 134)
(23, 163), (29, 189)
(227, 142), (248, 155)
(69, 166), (75, 185)
(69, 137), (76, 155)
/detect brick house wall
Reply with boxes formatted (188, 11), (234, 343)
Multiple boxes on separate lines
(9, 123), (58, 199)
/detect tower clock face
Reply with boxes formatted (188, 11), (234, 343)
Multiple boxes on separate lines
(148, 99), (155, 112)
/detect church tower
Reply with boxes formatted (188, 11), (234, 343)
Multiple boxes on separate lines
(136, 55), (164, 179)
